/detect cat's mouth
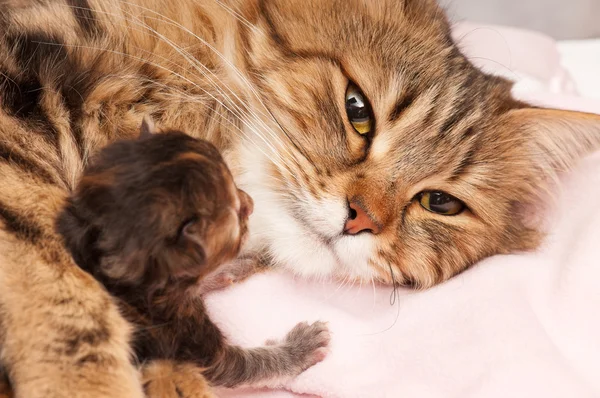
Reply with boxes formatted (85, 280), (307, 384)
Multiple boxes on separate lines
(290, 207), (376, 280)
(292, 211), (339, 246)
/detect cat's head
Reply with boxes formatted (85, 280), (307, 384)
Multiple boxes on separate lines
(58, 119), (253, 287)
(228, 0), (600, 287)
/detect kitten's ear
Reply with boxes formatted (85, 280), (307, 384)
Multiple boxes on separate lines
(181, 222), (207, 261)
(169, 221), (208, 279)
(507, 108), (600, 173)
(139, 116), (157, 138)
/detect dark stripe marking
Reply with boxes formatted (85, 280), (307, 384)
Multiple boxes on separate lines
(438, 94), (472, 138)
(66, 0), (103, 39)
(449, 133), (482, 181)
(7, 31), (93, 158)
(0, 72), (43, 119)
(423, 89), (441, 126)
(257, 0), (338, 63)
(449, 148), (476, 181)
(2, 32), (73, 149)
(7, 31), (69, 73)
(0, 142), (57, 185)
(0, 202), (44, 244)
(389, 91), (416, 122)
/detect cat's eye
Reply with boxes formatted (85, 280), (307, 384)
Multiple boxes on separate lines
(418, 191), (465, 216)
(345, 82), (373, 136)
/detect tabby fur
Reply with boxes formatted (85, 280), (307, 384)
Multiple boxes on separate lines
(0, 0), (600, 396)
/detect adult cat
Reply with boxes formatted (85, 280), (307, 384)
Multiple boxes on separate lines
(0, 0), (599, 396)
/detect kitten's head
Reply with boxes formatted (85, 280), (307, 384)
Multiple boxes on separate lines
(58, 119), (253, 287)
(229, 0), (600, 287)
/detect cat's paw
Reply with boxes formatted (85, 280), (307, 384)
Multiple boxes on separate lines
(142, 360), (216, 398)
(281, 321), (330, 372)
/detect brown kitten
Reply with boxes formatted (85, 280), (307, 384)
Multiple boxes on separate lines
(56, 120), (330, 390)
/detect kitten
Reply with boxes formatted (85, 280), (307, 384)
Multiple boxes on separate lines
(56, 119), (330, 391)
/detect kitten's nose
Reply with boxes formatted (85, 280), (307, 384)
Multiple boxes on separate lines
(344, 200), (380, 235)
(238, 189), (254, 219)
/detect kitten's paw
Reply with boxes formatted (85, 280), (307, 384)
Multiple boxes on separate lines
(198, 257), (262, 295)
(282, 321), (331, 372)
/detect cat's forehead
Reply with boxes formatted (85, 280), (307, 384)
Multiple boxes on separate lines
(257, 0), (520, 185)
(260, 0), (493, 114)
(262, 0), (451, 65)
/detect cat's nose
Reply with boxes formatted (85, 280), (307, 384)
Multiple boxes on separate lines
(238, 189), (254, 219)
(344, 200), (380, 235)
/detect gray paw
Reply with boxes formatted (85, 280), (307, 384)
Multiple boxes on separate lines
(282, 321), (330, 372)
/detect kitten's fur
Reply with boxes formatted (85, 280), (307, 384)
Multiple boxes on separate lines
(0, 0), (599, 396)
(55, 121), (329, 395)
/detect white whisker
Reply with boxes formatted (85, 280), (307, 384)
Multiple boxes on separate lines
(62, 5), (295, 173)
(114, 2), (300, 163)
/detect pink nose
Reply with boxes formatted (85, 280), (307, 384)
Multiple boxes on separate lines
(344, 200), (380, 235)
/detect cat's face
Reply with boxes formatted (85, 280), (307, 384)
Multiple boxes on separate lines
(230, 0), (600, 287)
(72, 127), (252, 286)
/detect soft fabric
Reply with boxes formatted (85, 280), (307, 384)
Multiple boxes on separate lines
(206, 22), (600, 398)
(557, 38), (600, 100)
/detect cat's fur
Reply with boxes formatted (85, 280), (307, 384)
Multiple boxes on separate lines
(54, 122), (329, 396)
(0, 0), (599, 396)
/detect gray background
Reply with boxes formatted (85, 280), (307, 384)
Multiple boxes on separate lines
(441, 0), (600, 40)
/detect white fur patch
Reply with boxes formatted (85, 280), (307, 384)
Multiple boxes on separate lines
(234, 133), (375, 280)
(333, 235), (375, 280)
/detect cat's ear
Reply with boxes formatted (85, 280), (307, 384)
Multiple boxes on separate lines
(139, 116), (157, 139)
(506, 107), (600, 173)
(504, 107), (600, 234)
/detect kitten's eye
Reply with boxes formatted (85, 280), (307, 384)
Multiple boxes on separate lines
(418, 191), (465, 216)
(345, 82), (373, 136)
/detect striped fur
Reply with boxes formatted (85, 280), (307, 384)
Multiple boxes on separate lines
(0, 0), (600, 396)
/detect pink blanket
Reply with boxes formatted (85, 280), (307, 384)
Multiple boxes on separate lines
(206, 23), (600, 398)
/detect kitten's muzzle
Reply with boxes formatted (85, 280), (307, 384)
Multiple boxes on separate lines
(237, 189), (254, 220)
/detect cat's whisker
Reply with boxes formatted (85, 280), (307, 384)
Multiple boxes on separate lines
(112, 8), (290, 160)
(359, 263), (402, 336)
(62, 5), (293, 169)
(115, 6), (308, 184)
(38, 39), (291, 173)
(370, 275), (377, 312)
(114, 2), (308, 171)
(212, 0), (257, 31)
(112, 3), (299, 161)
(332, 274), (352, 299)
(145, 80), (293, 174)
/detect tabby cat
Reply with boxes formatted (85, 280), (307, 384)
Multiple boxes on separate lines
(0, 0), (599, 396)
